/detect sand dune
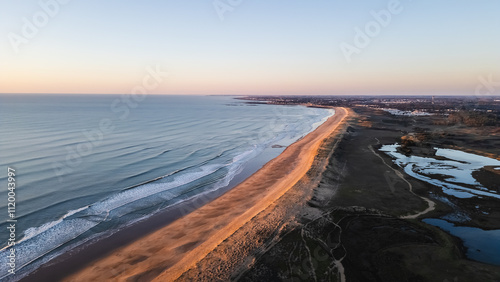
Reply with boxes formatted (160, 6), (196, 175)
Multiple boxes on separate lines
(64, 107), (349, 282)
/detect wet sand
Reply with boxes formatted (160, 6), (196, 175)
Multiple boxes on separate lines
(64, 107), (348, 282)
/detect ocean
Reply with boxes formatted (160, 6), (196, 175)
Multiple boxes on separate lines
(0, 94), (334, 279)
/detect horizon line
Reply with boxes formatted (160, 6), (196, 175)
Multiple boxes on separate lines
(1, 93), (499, 97)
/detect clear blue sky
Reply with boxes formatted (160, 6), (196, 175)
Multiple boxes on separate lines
(1, 0), (499, 95)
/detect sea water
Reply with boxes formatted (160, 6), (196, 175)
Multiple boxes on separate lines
(0, 94), (334, 279)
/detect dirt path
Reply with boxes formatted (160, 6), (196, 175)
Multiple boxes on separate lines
(322, 215), (347, 282)
(369, 141), (435, 219)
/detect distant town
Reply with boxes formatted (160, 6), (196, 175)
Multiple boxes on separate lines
(241, 95), (500, 127)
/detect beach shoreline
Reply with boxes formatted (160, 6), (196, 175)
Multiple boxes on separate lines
(32, 107), (349, 282)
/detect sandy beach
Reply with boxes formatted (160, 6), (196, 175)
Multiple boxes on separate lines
(63, 107), (349, 282)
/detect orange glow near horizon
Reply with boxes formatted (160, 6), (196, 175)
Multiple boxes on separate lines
(1, 1), (499, 96)
(0, 65), (486, 96)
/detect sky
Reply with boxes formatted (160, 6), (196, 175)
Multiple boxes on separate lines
(0, 0), (499, 95)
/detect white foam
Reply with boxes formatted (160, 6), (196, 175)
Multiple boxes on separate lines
(88, 164), (222, 216)
(0, 147), (263, 278)
(311, 109), (335, 132)
(18, 206), (90, 245)
(0, 164), (225, 278)
(0, 217), (100, 280)
(0, 105), (334, 278)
